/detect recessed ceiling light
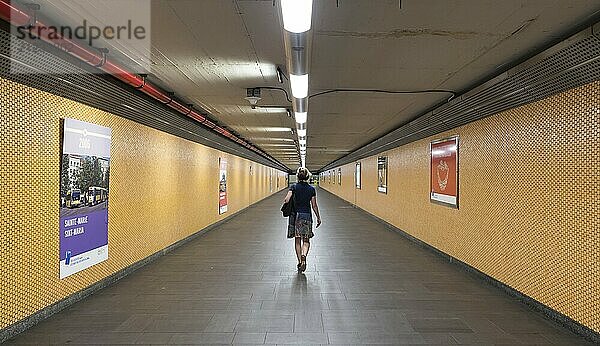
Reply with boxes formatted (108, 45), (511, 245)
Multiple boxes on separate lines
(252, 138), (295, 142)
(260, 143), (297, 147)
(232, 127), (293, 133)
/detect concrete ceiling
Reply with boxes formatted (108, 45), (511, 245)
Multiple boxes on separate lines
(149, 0), (299, 167)
(34, 0), (600, 171)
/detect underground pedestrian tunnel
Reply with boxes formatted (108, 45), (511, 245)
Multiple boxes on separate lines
(1, 1), (599, 344)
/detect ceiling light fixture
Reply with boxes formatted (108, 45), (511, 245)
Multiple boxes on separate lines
(295, 112), (307, 124)
(276, 66), (285, 83)
(290, 74), (308, 99)
(280, 0), (313, 33)
(280, 0), (313, 170)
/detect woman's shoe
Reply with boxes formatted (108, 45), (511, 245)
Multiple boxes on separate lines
(297, 262), (302, 271)
(300, 255), (307, 272)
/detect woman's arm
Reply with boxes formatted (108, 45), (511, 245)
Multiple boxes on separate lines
(311, 196), (322, 227)
(283, 190), (293, 203)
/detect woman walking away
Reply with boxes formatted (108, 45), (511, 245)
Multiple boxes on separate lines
(284, 167), (322, 272)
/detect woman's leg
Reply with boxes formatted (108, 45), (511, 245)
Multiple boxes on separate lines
(301, 237), (310, 257)
(295, 237), (302, 263)
(299, 237), (310, 272)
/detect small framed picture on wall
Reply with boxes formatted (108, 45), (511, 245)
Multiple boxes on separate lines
(355, 162), (361, 189)
(377, 156), (387, 194)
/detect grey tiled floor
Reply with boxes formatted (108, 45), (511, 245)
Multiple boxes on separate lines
(7, 189), (594, 345)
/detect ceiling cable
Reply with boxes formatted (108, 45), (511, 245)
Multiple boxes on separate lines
(309, 89), (456, 101)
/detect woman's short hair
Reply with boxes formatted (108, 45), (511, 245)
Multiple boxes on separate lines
(297, 167), (311, 181)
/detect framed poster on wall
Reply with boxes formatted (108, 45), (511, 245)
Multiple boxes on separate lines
(333, 169), (336, 184)
(59, 118), (111, 279)
(219, 158), (228, 214)
(338, 168), (341, 185)
(377, 156), (387, 193)
(355, 162), (361, 189)
(430, 136), (459, 208)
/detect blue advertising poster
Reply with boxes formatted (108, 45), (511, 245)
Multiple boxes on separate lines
(59, 118), (111, 279)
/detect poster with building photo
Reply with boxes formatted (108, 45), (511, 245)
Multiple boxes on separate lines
(430, 136), (459, 208)
(219, 158), (228, 214)
(59, 118), (111, 279)
(377, 156), (387, 193)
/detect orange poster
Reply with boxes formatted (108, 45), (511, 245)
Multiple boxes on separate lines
(430, 137), (458, 207)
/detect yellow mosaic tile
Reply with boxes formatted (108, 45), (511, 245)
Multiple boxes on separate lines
(0, 77), (287, 329)
(322, 81), (600, 333)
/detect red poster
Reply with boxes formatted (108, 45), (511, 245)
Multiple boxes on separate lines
(430, 137), (458, 207)
(219, 158), (228, 214)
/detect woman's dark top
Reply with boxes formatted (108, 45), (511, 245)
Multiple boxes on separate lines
(290, 182), (316, 214)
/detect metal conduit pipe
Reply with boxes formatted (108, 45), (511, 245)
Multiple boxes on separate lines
(0, 0), (278, 160)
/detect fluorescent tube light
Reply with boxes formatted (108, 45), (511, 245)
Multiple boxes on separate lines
(295, 112), (307, 124)
(281, 0), (313, 33)
(290, 74), (308, 99)
(297, 129), (307, 137)
(299, 139), (307, 145)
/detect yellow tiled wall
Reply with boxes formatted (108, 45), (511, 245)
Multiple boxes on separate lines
(322, 81), (600, 333)
(0, 77), (287, 329)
